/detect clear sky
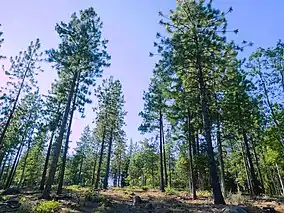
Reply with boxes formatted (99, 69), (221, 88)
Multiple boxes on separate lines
(0, 0), (284, 149)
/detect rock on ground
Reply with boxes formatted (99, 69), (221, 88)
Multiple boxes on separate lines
(221, 206), (248, 213)
(133, 195), (142, 206)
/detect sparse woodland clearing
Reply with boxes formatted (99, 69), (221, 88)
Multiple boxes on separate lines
(0, 187), (283, 212)
(0, 1), (284, 213)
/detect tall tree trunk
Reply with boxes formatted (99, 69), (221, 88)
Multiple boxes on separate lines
(168, 151), (172, 188)
(5, 142), (24, 189)
(103, 128), (114, 189)
(118, 153), (122, 187)
(0, 152), (6, 171)
(78, 158), (84, 185)
(91, 153), (98, 186)
(18, 137), (32, 189)
(187, 110), (197, 199)
(40, 130), (55, 190)
(159, 109), (165, 192)
(57, 114), (72, 193)
(216, 116), (226, 197)
(251, 139), (264, 193)
(196, 131), (200, 155)
(242, 130), (261, 196)
(196, 55), (225, 204)
(41, 72), (78, 199)
(113, 172), (117, 187)
(1, 154), (12, 188)
(94, 125), (107, 189)
(241, 143), (252, 194)
(57, 79), (79, 195)
(161, 122), (168, 187)
(151, 157), (155, 188)
(0, 154), (7, 181)
(276, 163), (284, 195)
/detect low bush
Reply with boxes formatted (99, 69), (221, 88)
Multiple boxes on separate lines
(165, 187), (178, 195)
(34, 200), (60, 213)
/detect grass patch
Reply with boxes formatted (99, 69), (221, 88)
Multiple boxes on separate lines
(65, 185), (82, 191)
(196, 190), (212, 198)
(141, 186), (149, 191)
(165, 187), (178, 195)
(34, 200), (60, 213)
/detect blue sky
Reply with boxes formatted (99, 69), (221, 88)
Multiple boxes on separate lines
(0, 0), (284, 149)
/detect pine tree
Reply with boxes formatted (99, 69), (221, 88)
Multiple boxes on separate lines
(42, 7), (110, 198)
(0, 39), (42, 158)
(139, 69), (168, 192)
(93, 77), (126, 189)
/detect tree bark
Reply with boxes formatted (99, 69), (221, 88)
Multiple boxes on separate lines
(151, 157), (155, 188)
(0, 152), (6, 171)
(161, 122), (168, 187)
(94, 124), (107, 189)
(168, 150), (172, 188)
(216, 115), (226, 197)
(5, 142), (24, 189)
(0, 154), (7, 181)
(187, 110), (197, 199)
(77, 157), (84, 185)
(159, 109), (165, 192)
(1, 154), (12, 188)
(276, 163), (284, 195)
(41, 71), (78, 199)
(57, 78), (79, 194)
(118, 152), (122, 187)
(241, 143), (252, 194)
(196, 55), (225, 204)
(242, 130), (261, 196)
(251, 139), (264, 193)
(103, 128), (113, 189)
(18, 137), (32, 189)
(91, 153), (98, 186)
(39, 129), (55, 190)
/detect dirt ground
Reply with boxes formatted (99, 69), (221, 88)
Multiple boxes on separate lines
(0, 187), (284, 212)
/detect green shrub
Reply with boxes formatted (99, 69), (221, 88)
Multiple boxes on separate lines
(65, 185), (81, 191)
(141, 186), (149, 191)
(165, 187), (178, 195)
(197, 190), (212, 198)
(83, 190), (95, 201)
(34, 200), (60, 213)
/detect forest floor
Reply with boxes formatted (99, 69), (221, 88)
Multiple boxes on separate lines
(0, 186), (284, 212)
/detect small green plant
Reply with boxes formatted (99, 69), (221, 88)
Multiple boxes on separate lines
(141, 186), (149, 191)
(165, 187), (178, 195)
(83, 190), (95, 201)
(34, 200), (60, 213)
(197, 190), (212, 198)
(0, 195), (8, 201)
(93, 194), (107, 203)
(65, 185), (81, 191)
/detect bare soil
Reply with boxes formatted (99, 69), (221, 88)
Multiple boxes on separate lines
(0, 187), (283, 212)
